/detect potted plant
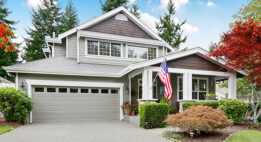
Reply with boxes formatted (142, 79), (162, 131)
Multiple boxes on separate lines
(131, 104), (138, 116)
(121, 101), (132, 115)
(206, 93), (216, 100)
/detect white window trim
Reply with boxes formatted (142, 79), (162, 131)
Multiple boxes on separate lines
(177, 76), (209, 101)
(126, 44), (158, 60)
(85, 38), (123, 58)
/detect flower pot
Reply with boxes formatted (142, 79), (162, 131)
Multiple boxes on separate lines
(124, 108), (132, 115)
(131, 110), (135, 116)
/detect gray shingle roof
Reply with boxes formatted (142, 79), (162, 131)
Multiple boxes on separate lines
(4, 57), (127, 77)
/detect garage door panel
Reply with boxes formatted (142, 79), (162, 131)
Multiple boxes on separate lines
(32, 86), (120, 123)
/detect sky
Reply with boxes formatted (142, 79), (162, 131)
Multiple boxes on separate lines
(7, 0), (249, 50)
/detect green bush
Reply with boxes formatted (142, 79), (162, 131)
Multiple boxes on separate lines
(162, 131), (182, 141)
(218, 99), (248, 123)
(182, 101), (219, 110)
(0, 87), (33, 122)
(139, 103), (169, 128)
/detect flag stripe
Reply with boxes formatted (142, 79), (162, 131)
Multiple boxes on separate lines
(158, 59), (172, 100)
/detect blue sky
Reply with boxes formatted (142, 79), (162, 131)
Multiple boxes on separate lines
(7, 0), (248, 50)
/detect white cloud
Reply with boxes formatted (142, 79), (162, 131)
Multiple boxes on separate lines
(207, 0), (215, 7)
(140, 12), (199, 34)
(128, 0), (136, 4)
(160, 0), (189, 10)
(26, 0), (42, 9)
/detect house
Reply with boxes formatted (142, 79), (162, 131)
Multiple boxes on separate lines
(4, 7), (246, 123)
(0, 77), (14, 88)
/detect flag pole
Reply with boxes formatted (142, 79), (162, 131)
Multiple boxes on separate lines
(150, 57), (166, 89)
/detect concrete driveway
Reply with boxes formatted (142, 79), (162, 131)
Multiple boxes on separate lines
(0, 121), (170, 142)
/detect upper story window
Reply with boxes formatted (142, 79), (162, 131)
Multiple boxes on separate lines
(86, 40), (122, 57)
(127, 45), (156, 60)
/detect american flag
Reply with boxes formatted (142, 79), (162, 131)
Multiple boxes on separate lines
(158, 59), (172, 100)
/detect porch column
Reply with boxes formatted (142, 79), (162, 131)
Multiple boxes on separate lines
(228, 73), (237, 99)
(128, 77), (131, 103)
(142, 69), (153, 99)
(182, 73), (192, 100)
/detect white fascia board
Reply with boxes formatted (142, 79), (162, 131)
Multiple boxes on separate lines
(45, 38), (62, 44)
(78, 30), (166, 47)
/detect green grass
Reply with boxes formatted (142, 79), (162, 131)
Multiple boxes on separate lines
(226, 130), (261, 142)
(0, 126), (13, 135)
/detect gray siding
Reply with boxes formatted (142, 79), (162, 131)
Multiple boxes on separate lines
(68, 33), (77, 59)
(54, 42), (66, 57)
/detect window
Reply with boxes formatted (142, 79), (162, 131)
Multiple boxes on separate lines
(178, 77), (183, 100)
(35, 87), (44, 92)
(70, 88), (78, 93)
(91, 89), (99, 93)
(88, 41), (98, 55)
(59, 88), (67, 93)
(128, 45), (156, 59)
(111, 89), (118, 94)
(111, 43), (121, 57)
(128, 46), (137, 58)
(47, 88), (56, 93)
(101, 89), (109, 94)
(81, 88), (89, 93)
(99, 42), (110, 56)
(148, 48), (156, 59)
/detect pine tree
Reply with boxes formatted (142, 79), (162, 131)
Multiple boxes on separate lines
(24, 0), (63, 61)
(0, 0), (17, 81)
(59, 1), (79, 32)
(0, 0), (16, 29)
(100, 0), (128, 13)
(130, 4), (140, 18)
(156, 0), (186, 50)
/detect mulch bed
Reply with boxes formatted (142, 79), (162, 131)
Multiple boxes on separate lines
(182, 124), (261, 142)
(0, 118), (23, 128)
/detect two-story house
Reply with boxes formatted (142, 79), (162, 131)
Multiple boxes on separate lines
(4, 6), (246, 123)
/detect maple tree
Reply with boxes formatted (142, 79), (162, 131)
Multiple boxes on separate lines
(208, 19), (261, 122)
(0, 22), (16, 53)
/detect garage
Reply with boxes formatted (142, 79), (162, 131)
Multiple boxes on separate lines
(32, 86), (120, 123)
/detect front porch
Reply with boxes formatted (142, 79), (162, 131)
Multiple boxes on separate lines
(128, 66), (237, 105)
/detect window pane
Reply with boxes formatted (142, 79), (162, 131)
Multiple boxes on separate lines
(101, 89), (109, 94)
(192, 79), (198, 91)
(179, 77), (183, 91)
(47, 88), (56, 93)
(99, 42), (110, 56)
(199, 80), (207, 91)
(111, 43), (121, 57)
(111, 89), (118, 94)
(148, 48), (156, 59)
(192, 92), (198, 99)
(199, 92), (206, 100)
(179, 92), (183, 100)
(128, 46), (137, 58)
(137, 47), (148, 59)
(88, 41), (98, 55)
(81, 89), (89, 93)
(91, 89), (99, 93)
(70, 88), (78, 93)
(59, 88), (67, 93)
(35, 87), (44, 92)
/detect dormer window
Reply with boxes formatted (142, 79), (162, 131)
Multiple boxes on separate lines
(86, 39), (122, 57)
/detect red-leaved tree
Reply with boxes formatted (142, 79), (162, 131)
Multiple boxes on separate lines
(0, 22), (17, 53)
(208, 19), (261, 122)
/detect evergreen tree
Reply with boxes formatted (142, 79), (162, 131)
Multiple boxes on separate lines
(24, 0), (63, 61)
(130, 4), (140, 18)
(0, 0), (17, 81)
(156, 0), (186, 50)
(100, 0), (128, 13)
(0, 0), (16, 29)
(59, 1), (79, 32)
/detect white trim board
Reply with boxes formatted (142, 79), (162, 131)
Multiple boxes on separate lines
(25, 79), (124, 123)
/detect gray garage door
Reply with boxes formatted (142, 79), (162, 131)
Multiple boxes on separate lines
(32, 86), (120, 123)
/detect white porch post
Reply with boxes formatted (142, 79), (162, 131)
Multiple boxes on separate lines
(228, 73), (237, 99)
(148, 70), (153, 99)
(128, 77), (131, 103)
(142, 68), (148, 99)
(182, 73), (192, 100)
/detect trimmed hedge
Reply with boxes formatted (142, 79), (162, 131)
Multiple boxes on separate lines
(140, 103), (169, 128)
(0, 87), (33, 122)
(182, 101), (219, 110)
(218, 99), (248, 123)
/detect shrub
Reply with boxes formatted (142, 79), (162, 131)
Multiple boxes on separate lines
(182, 101), (219, 110)
(169, 103), (178, 114)
(0, 87), (33, 122)
(206, 93), (216, 98)
(162, 131), (182, 141)
(160, 97), (171, 104)
(140, 103), (169, 128)
(165, 105), (232, 135)
(218, 99), (248, 123)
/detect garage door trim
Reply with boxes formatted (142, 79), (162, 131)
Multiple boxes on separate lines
(26, 79), (124, 123)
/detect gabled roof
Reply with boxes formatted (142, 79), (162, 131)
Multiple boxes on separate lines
(0, 77), (13, 84)
(54, 6), (174, 52)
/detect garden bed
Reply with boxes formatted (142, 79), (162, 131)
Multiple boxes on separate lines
(0, 118), (22, 128)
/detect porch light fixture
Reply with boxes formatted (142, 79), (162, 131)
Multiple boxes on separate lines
(20, 81), (25, 89)
(125, 86), (129, 91)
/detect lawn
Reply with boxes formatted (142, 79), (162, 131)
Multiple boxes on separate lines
(0, 126), (13, 135)
(226, 130), (261, 142)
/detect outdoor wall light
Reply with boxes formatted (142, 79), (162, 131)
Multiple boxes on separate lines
(20, 81), (25, 89)
(125, 86), (129, 91)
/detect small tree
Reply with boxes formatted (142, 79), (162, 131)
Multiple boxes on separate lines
(100, 0), (128, 13)
(208, 19), (261, 122)
(130, 4), (140, 18)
